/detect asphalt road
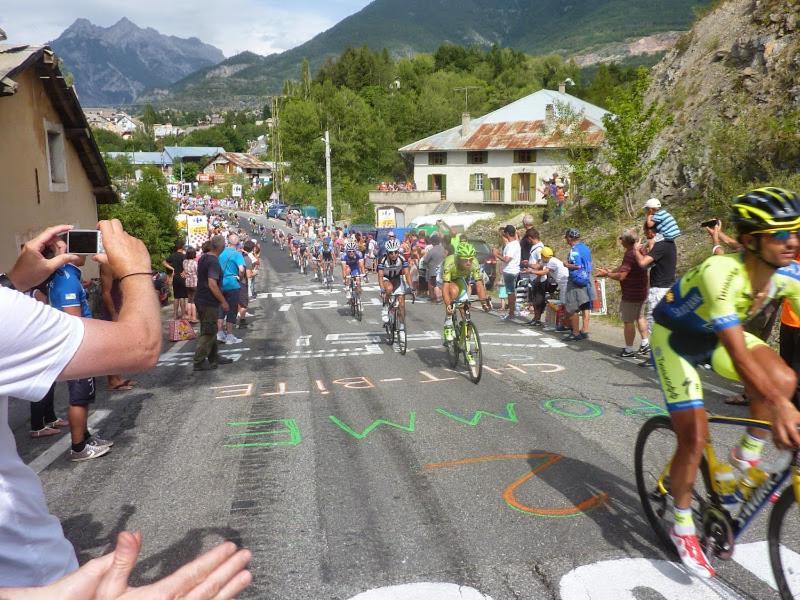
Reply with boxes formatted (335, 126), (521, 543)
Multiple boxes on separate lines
(18, 213), (796, 599)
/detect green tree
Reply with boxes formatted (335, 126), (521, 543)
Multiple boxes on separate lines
(97, 203), (164, 269)
(280, 99), (324, 185)
(141, 104), (160, 128)
(126, 171), (178, 262)
(93, 128), (127, 152)
(585, 68), (670, 216)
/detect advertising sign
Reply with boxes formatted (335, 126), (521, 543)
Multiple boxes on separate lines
(377, 208), (396, 228)
(187, 215), (209, 248)
(232, 184), (243, 198)
(167, 184), (179, 198)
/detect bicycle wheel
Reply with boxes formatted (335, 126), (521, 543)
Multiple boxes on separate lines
(350, 293), (356, 317)
(634, 415), (716, 558)
(768, 481), (800, 599)
(446, 313), (461, 368)
(385, 315), (395, 345)
(355, 292), (362, 322)
(463, 320), (482, 383)
(397, 313), (407, 355)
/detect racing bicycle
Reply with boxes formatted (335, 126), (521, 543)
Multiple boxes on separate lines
(345, 275), (364, 321)
(384, 286), (415, 355)
(444, 290), (486, 383)
(634, 414), (800, 598)
(322, 261), (335, 290)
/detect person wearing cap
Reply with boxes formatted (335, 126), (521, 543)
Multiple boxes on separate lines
(493, 225), (521, 321)
(644, 198), (681, 241)
(562, 228), (593, 341)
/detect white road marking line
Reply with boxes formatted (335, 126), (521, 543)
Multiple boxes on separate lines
(163, 340), (189, 356)
(28, 409), (112, 474)
(296, 335), (312, 347)
(380, 378), (403, 382)
(279, 304), (291, 312)
(158, 348), (250, 359)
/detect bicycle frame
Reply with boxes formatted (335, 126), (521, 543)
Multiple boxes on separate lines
(653, 414), (800, 540)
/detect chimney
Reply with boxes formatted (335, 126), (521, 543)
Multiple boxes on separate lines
(558, 81), (566, 94)
(545, 104), (555, 129)
(461, 112), (471, 138)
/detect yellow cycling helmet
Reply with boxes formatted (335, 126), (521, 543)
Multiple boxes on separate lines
(732, 187), (800, 234)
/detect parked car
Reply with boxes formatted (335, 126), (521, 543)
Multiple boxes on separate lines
(267, 203), (286, 218)
(469, 239), (496, 290)
(276, 207), (289, 221)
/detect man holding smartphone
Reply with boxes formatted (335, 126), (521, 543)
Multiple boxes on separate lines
(48, 240), (113, 461)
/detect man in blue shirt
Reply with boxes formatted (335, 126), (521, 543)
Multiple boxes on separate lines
(48, 240), (113, 461)
(216, 233), (245, 345)
(562, 228), (594, 341)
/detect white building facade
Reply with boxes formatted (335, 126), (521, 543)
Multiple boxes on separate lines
(400, 89), (608, 210)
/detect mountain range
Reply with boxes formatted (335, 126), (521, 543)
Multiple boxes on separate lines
(142, 0), (711, 108)
(49, 18), (225, 106)
(53, 0), (711, 108)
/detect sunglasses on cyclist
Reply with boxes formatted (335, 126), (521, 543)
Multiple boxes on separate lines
(755, 228), (800, 241)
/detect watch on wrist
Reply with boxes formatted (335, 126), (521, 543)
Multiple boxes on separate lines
(0, 273), (16, 290)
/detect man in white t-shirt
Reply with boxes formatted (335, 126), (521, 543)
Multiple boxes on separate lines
(493, 224), (521, 321)
(0, 222), (251, 597)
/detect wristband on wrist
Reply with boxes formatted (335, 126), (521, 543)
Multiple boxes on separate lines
(711, 245), (723, 255)
(119, 271), (153, 283)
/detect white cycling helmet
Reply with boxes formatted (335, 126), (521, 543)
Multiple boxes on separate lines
(384, 239), (401, 252)
(344, 241), (358, 251)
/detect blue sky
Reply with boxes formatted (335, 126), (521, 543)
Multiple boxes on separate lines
(1, 0), (373, 56)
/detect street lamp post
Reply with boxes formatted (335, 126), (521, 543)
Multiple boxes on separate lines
(323, 130), (333, 227)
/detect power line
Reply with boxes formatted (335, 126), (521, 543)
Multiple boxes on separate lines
(453, 86), (480, 112)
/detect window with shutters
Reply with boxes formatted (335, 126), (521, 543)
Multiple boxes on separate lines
(469, 173), (485, 191)
(513, 150), (536, 164)
(428, 152), (447, 165)
(467, 151), (488, 164)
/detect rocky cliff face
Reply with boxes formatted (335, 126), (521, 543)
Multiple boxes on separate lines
(639, 0), (799, 203)
(49, 18), (225, 106)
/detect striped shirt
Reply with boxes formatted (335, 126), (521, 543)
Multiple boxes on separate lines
(652, 209), (681, 240)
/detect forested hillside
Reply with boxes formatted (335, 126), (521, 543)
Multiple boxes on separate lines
(143, 0), (710, 108)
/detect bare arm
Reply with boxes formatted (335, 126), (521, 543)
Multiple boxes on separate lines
(208, 278), (226, 306)
(58, 220), (161, 380)
(100, 263), (117, 321)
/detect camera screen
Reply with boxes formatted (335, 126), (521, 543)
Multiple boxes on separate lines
(68, 231), (99, 254)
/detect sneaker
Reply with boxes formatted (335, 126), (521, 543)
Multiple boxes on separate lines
(87, 435), (113, 448)
(245, 311), (254, 317)
(501, 314), (513, 321)
(194, 361), (213, 371)
(617, 348), (638, 358)
(216, 331), (227, 343)
(225, 334), (243, 344)
(669, 528), (715, 579)
(562, 333), (584, 342)
(729, 447), (761, 472)
(554, 325), (569, 332)
(578, 332), (589, 340)
(214, 356), (234, 365)
(527, 319), (543, 327)
(31, 426), (61, 438)
(637, 343), (651, 356)
(70, 443), (111, 462)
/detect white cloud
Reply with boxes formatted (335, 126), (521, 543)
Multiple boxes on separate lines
(0, 0), (370, 57)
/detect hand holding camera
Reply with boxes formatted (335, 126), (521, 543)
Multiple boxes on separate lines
(8, 224), (80, 292)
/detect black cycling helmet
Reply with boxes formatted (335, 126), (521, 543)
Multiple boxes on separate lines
(732, 187), (800, 234)
(565, 228), (580, 240)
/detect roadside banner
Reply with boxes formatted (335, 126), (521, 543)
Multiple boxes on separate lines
(167, 184), (179, 198)
(187, 215), (209, 249)
(175, 213), (188, 234)
(232, 184), (243, 198)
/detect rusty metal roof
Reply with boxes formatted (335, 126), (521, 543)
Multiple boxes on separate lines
(399, 89), (609, 153)
(203, 152), (272, 170)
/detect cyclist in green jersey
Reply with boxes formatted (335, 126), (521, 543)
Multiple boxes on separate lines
(651, 187), (800, 578)
(442, 242), (491, 341)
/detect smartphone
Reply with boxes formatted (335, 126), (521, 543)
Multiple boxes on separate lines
(66, 229), (103, 255)
(701, 218), (720, 229)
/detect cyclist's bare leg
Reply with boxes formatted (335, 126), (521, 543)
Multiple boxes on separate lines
(442, 282), (457, 315)
(398, 291), (405, 322)
(669, 408), (710, 510)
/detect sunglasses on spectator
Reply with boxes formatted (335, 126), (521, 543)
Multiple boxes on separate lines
(754, 228), (800, 241)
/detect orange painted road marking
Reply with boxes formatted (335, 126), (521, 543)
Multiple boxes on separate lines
(424, 453), (608, 517)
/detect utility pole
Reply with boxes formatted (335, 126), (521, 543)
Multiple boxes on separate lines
(453, 86), (480, 112)
(324, 130), (333, 227)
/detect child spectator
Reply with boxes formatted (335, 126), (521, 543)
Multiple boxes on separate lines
(644, 198), (681, 241)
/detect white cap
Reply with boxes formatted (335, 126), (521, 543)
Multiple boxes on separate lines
(644, 198), (662, 209)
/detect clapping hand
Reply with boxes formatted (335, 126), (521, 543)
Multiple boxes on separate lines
(3, 531), (252, 599)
